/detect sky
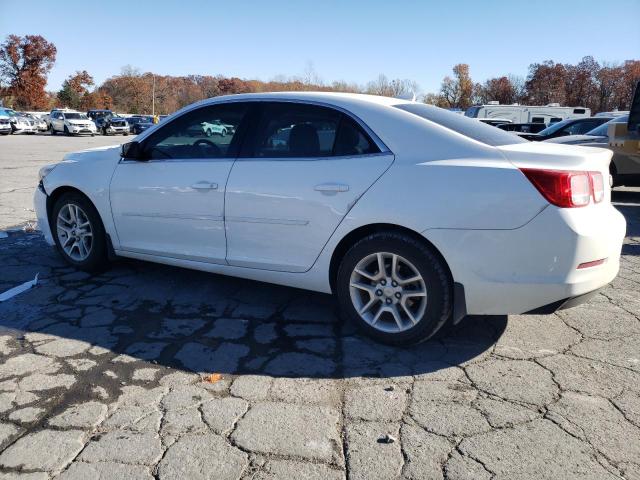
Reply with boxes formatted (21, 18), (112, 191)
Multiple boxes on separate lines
(1, 0), (639, 94)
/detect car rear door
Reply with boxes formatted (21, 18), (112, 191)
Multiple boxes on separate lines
(224, 101), (394, 272)
(109, 102), (250, 263)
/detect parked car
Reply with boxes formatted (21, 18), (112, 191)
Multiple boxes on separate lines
(87, 109), (114, 123)
(34, 93), (625, 345)
(127, 116), (155, 134)
(0, 107), (37, 134)
(545, 115), (638, 187)
(518, 117), (612, 141)
(50, 110), (97, 136)
(0, 117), (11, 135)
(19, 112), (47, 133)
(498, 122), (548, 134)
(478, 118), (512, 127)
(95, 113), (129, 136)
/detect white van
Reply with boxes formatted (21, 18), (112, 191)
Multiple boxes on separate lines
(465, 102), (590, 124)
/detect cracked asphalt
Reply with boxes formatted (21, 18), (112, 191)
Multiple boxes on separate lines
(1, 134), (639, 479)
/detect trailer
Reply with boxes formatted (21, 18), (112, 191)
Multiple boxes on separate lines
(465, 102), (590, 124)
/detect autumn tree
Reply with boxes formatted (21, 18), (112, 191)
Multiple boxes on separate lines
(564, 56), (599, 111)
(525, 61), (567, 105)
(0, 34), (56, 109)
(476, 76), (517, 105)
(57, 70), (94, 109)
(439, 64), (474, 109)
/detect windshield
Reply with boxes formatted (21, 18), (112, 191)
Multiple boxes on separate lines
(0, 108), (17, 117)
(395, 103), (527, 146)
(586, 115), (629, 136)
(65, 113), (87, 120)
(537, 119), (573, 136)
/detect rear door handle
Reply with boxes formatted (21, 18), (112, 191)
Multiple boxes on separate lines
(191, 181), (218, 190)
(314, 183), (349, 193)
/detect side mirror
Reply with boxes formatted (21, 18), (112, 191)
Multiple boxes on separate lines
(121, 141), (146, 161)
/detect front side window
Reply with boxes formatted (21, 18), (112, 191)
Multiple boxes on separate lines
(250, 102), (379, 158)
(143, 103), (249, 160)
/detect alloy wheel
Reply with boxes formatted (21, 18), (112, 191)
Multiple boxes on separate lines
(56, 203), (93, 261)
(349, 252), (427, 333)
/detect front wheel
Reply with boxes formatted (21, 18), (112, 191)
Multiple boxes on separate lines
(51, 193), (108, 272)
(336, 232), (452, 345)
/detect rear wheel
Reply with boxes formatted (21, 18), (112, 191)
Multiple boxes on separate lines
(336, 232), (452, 345)
(52, 193), (108, 272)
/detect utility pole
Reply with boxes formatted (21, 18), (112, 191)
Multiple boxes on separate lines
(152, 74), (156, 116)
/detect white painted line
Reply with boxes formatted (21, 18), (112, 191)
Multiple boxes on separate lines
(0, 274), (39, 302)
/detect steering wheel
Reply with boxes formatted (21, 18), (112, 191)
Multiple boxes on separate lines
(193, 138), (221, 156)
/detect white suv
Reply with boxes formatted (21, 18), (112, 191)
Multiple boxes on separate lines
(50, 110), (97, 136)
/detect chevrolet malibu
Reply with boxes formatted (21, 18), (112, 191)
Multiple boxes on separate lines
(34, 92), (626, 345)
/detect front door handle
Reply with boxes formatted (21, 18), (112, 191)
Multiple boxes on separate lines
(191, 181), (218, 190)
(314, 183), (349, 193)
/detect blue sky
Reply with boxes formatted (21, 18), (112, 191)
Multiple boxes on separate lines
(1, 0), (639, 93)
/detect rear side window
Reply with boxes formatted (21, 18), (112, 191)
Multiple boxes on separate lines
(249, 102), (380, 158)
(395, 103), (527, 146)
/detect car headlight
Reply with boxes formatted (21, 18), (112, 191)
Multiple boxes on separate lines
(38, 164), (57, 181)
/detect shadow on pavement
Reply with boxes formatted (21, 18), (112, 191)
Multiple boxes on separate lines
(0, 231), (507, 380)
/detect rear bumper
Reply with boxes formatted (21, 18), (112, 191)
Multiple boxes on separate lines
(524, 287), (603, 314)
(34, 185), (55, 246)
(425, 203), (626, 315)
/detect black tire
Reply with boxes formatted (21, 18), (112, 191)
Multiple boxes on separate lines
(102, 127), (108, 136)
(63, 125), (70, 136)
(336, 232), (452, 346)
(51, 126), (56, 135)
(51, 192), (109, 272)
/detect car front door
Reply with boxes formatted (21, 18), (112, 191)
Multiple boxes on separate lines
(109, 102), (250, 263)
(224, 101), (394, 272)
(51, 112), (63, 132)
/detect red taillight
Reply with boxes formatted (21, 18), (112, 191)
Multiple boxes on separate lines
(521, 168), (591, 208)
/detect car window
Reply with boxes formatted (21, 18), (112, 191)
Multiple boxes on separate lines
(395, 103), (527, 146)
(250, 102), (380, 158)
(143, 103), (249, 160)
(586, 115), (629, 136)
(252, 103), (340, 158)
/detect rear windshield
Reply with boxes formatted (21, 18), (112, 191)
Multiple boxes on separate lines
(395, 103), (527, 146)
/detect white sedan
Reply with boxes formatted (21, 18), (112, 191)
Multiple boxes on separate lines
(34, 92), (626, 345)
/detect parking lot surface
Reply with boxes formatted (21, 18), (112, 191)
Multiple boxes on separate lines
(1, 134), (639, 479)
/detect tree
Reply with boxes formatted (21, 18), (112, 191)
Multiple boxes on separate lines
(477, 76), (516, 105)
(57, 70), (94, 109)
(525, 61), (567, 105)
(439, 64), (474, 109)
(0, 34), (56, 109)
(564, 56), (599, 110)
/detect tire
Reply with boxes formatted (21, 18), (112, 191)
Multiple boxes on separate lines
(336, 232), (452, 346)
(51, 126), (56, 135)
(102, 127), (108, 136)
(64, 126), (70, 136)
(51, 192), (109, 272)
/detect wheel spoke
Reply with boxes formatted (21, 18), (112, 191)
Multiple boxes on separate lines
(389, 305), (403, 329)
(376, 253), (386, 278)
(403, 289), (427, 298)
(397, 274), (421, 286)
(350, 281), (375, 294)
(391, 254), (399, 282)
(354, 267), (378, 282)
(359, 296), (378, 315)
(400, 301), (418, 325)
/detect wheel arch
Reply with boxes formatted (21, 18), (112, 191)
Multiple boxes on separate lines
(46, 185), (97, 230)
(328, 223), (454, 293)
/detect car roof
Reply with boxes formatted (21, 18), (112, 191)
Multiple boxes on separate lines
(194, 91), (411, 110)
